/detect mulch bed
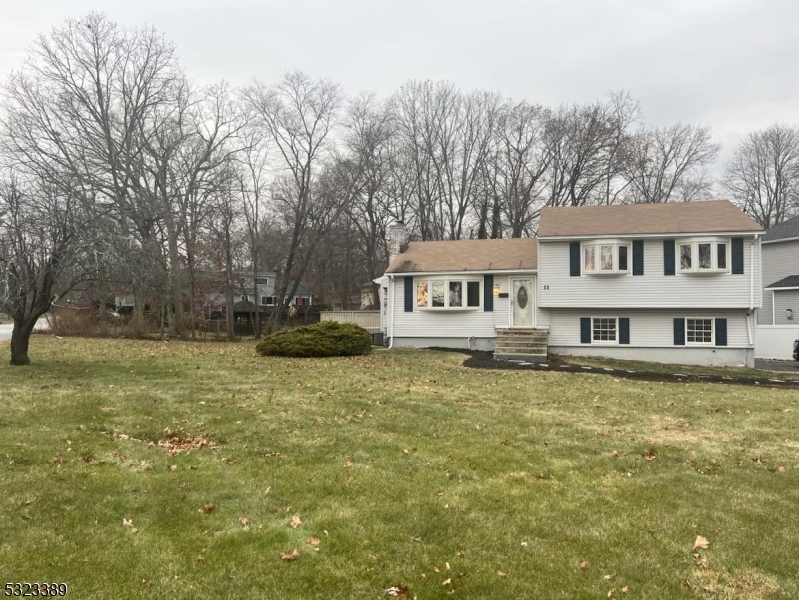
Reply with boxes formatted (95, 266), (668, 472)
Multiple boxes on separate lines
(453, 349), (799, 389)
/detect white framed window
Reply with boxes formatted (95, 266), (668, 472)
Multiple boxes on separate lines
(265, 296), (275, 306)
(583, 241), (630, 275)
(416, 278), (481, 310)
(677, 239), (729, 274)
(592, 317), (617, 343)
(260, 296), (268, 306)
(686, 318), (713, 345)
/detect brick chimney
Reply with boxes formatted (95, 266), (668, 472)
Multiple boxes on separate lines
(387, 221), (409, 266)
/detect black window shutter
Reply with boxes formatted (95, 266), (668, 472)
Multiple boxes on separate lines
(619, 318), (630, 344)
(731, 238), (744, 274)
(632, 240), (644, 276)
(403, 277), (413, 312)
(663, 240), (675, 276)
(580, 317), (591, 344)
(715, 318), (727, 346)
(569, 242), (580, 276)
(673, 318), (685, 345)
(484, 275), (493, 312)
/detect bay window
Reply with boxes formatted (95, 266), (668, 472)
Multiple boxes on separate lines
(582, 241), (630, 275)
(678, 239), (729, 274)
(416, 278), (481, 310)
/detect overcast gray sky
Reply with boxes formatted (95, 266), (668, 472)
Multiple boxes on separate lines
(1, 0), (798, 169)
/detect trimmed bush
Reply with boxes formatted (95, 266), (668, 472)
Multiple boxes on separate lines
(255, 321), (372, 358)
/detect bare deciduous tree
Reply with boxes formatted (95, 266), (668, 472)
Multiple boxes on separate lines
(244, 71), (344, 332)
(723, 124), (799, 228)
(622, 123), (720, 203)
(0, 171), (104, 364)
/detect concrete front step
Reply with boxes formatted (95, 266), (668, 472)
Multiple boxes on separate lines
(494, 352), (548, 363)
(495, 328), (549, 363)
(496, 336), (549, 344)
(495, 347), (549, 353)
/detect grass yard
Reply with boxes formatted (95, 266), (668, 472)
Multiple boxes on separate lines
(1, 337), (798, 599)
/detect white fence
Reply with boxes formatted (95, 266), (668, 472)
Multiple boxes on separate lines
(320, 310), (381, 332)
(756, 325), (799, 359)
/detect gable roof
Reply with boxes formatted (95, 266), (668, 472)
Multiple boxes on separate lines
(538, 200), (762, 238)
(766, 275), (799, 289)
(762, 214), (799, 243)
(386, 238), (538, 274)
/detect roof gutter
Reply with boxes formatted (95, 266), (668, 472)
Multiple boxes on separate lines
(537, 231), (763, 241)
(385, 268), (538, 277)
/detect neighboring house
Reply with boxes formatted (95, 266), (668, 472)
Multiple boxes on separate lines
(204, 272), (313, 318)
(756, 214), (799, 359)
(378, 201), (763, 367)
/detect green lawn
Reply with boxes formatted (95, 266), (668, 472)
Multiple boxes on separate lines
(1, 337), (798, 599)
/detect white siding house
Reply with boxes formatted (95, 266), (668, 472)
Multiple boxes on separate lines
(380, 201), (764, 368)
(755, 216), (799, 359)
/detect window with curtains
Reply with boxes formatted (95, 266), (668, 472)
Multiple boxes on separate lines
(416, 279), (481, 310)
(678, 239), (729, 274)
(582, 241), (630, 274)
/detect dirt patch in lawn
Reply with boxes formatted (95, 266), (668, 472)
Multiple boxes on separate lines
(642, 415), (736, 446)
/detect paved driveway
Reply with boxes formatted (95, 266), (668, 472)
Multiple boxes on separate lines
(756, 359), (799, 372)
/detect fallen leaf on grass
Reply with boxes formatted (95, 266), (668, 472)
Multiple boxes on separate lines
(289, 515), (302, 529)
(239, 517), (250, 530)
(442, 578), (452, 586)
(497, 571), (506, 578)
(643, 447), (657, 461)
(306, 536), (321, 546)
(385, 585), (409, 599)
(280, 549), (300, 562)
(122, 517), (138, 533)
(201, 502), (215, 514)
(692, 536), (709, 551)
(621, 587), (628, 593)
(580, 560), (590, 570)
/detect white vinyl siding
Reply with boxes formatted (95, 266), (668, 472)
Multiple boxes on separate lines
(538, 308), (751, 348)
(391, 274), (530, 339)
(772, 290), (799, 325)
(759, 239), (799, 324)
(539, 238), (760, 309)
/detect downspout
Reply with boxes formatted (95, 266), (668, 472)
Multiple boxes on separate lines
(388, 275), (395, 349)
(747, 234), (759, 346)
(772, 290), (775, 326)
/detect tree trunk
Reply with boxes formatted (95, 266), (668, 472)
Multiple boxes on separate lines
(167, 227), (187, 340)
(10, 316), (37, 366)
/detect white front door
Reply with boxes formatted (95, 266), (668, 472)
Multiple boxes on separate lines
(510, 278), (534, 328)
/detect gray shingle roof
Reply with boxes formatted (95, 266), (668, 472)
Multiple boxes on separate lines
(762, 214), (799, 242)
(765, 275), (799, 289)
